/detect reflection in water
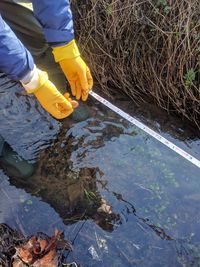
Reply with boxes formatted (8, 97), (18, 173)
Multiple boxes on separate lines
(99, 183), (173, 241)
(0, 73), (60, 161)
(6, 101), (126, 232)
(0, 77), (175, 238)
(0, 76), (200, 266)
(0, 75), (123, 231)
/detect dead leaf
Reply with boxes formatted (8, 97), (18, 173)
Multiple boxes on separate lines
(12, 229), (72, 267)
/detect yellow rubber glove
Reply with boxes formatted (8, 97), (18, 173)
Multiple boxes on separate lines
(52, 40), (93, 101)
(63, 92), (79, 109)
(22, 68), (77, 119)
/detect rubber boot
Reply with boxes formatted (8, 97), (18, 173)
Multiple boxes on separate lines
(0, 136), (35, 179)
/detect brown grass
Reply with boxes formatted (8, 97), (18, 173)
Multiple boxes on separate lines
(71, 0), (200, 127)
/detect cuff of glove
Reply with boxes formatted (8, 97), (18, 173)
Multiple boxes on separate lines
(21, 67), (48, 94)
(52, 39), (80, 62)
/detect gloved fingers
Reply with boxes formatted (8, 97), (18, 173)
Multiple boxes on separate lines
(78, 67), (89, 92)
(64, 92), (70, 99)
(55, 108), (73, 119)
(32, 73), (74, 119)
(63, 92), (79, 108)
(71, 100), (79, 108)
(81, 68), (93, 101)
(54, 97), (73, 119)
(51, 107), (72, 119)
(75, 81), (82, 100)
(45, 103), (72, 119)
(56, 95), (73, 110)
(68, 80), (76, 97)
(86, 67), (93, 90)
(82, 91), (89, 102)
(55, 104), (73, 118)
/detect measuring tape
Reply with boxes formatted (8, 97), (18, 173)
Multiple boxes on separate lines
(89, 91), (200, 169)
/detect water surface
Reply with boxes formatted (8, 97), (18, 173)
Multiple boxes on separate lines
(0, 82), (200, 267)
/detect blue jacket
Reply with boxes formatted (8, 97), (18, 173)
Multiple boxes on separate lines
(0, 0), (74, 81)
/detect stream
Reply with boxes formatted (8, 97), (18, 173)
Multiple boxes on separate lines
(0, 75), (200, 266)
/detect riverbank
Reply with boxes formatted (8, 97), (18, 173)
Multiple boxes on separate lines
(72, 0), (200, 129)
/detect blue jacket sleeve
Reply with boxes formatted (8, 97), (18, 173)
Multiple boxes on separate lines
(32, 0), (75, 46)
(0, 15), (34, 81)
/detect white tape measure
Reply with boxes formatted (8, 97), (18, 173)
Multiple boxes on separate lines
(89, 91), (200, 169)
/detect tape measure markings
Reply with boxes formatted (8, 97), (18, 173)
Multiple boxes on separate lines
(89, 91), (200, 169)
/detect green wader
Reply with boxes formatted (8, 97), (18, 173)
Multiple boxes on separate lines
(0, 135), (35, 179)
(0, 1), (64, 178)
(0, 1), (90, 179)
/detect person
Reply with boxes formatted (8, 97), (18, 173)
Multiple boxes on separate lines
(0, 0), (93, 119)
(0, 0), (93, 178)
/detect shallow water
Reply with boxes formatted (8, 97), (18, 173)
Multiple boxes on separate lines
(0, 79), (200, 266)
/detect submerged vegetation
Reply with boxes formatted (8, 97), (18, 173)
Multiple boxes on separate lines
(72, 0), (200, 128)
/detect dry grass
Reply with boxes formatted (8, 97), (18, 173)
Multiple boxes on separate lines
(71, 0), (200, 127)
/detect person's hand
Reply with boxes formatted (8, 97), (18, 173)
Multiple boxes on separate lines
(59, 56), (93, 101)
(63, 92), (79, 108)
(22, 68), (78, 119)
(52, 40), (93, 101)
